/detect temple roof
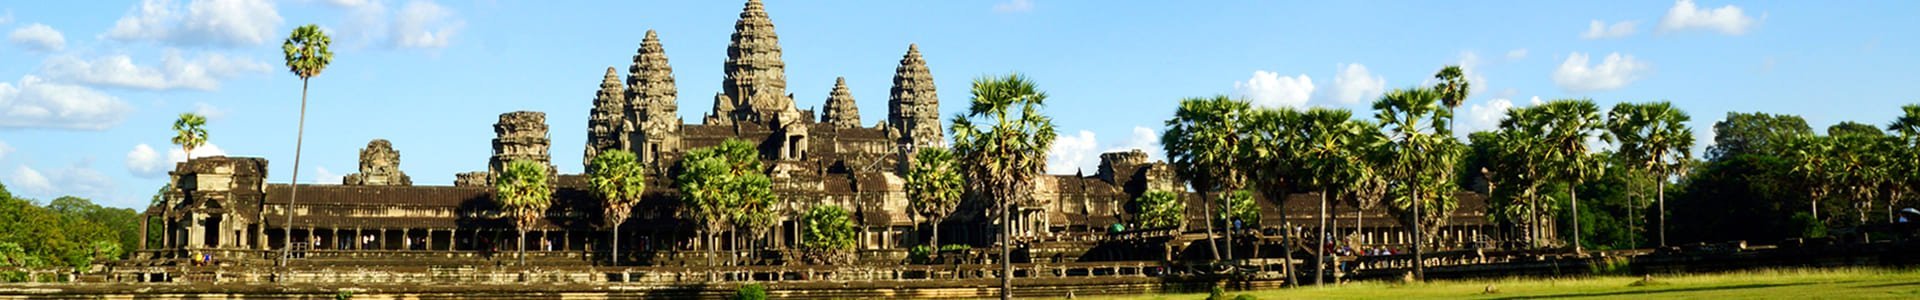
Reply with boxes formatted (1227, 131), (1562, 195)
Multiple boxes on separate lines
(722, 0), (790, 116)
(821, 77), (860, 128)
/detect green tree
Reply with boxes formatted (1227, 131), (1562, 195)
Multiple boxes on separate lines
(1434, 65), (1471, 135)
(1372, 86), (1459, 280)
(494, 160), (552, 265)
(675, 139), (774, 266)
(587, 149), (645, 266)
(1161, 95), (1251, 261)
(800, 205), (856, 264)
(1490, 107), (1554, 248)
(1706, 112), (1812, 161)
(1786, 135), (1835, 223)
(171, 113), (208, 160)
(1134, 190), (1185, 229)
(1237, 107), (1295, 284)
(280, 24), (333, 266)
(1604, 101), (1692, 247)
(906, 147), (963, 251)
(1886, 105), (1920, 223)
(950, 73), (1057, 300)
(1539, 99), (1605, 253)
(1288, 107), (1371, 285)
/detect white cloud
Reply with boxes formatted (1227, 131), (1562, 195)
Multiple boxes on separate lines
(40, 50), (273, 91)
(11, 165), (53, 195)
(391, 0), (461, 49)
(993, 0), (1034, 13)
(1582, 20), (1638, 39)
(9, 23), (66, 52)
(314, 167), (342, 184)
(129, 142), (228, 177)
(1506, 48), (1529, 61)
(1658, 0), (1757, 35)
(106, 0), (284, 47)
(325, 0), (372, 8)
(1048, 130), (1098, 175)
(1102, 125), (1165, 161)
(0, 75), (134, 130)
(1453, 51), (1490, 95)
(1328, 63), (1385, 105)
(1553, 52), (1650, 93)
(1462, 98), (1516, 134)
(10, 163), (115, 201)
(1234, 70), (1313, 108)
(192, 102), (227, 119)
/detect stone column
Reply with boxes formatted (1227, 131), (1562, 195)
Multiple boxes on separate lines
(186, 214), (205, 248)
(138, 217), (149, 250)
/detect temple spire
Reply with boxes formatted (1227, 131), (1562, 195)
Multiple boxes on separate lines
(889, 43), (942, 149)
(628, 29), (679, 133)
(821, 77), (861, 128)
(586, 67), (627, 166)
(721, 0), (793, 123)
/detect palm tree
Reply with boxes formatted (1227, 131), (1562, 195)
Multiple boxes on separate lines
(588, 149), (645, 266)
(1495, 107), (1552, 248)
(1162, 95), (1252, 262)
(906, 147), (963, 252)
(279, 24), (332, 266)
(676, 139), (771, 266)
(1787, 135), (1834, 223)
(495, 160), (552, 265)
(1372, 87), (1454, 280)
(950, 73), (1057, 300)
(1886, 105), (1920, 222)
(1238, 107), (1294, 284)
(1435, 65), (1470, 136)
(1539, 99), (1604, 253)
(1291, 107), (1367, 285)
(171, 113), (208, 161)
(1605, 102), (1693, 247)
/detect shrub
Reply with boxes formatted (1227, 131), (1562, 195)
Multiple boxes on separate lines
(1206, 285), (1227, 300)
(909, 245), (933, 264)
(733, 283), (767, 300)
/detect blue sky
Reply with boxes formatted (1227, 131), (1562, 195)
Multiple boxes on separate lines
(0, 0), (1914, 209)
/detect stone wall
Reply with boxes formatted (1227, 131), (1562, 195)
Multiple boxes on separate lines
(344, 139), (411, 186)
(489, 111), (553, 180)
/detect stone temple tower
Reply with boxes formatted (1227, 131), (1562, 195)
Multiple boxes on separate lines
(889, 44), (943, 170)
(490, 111), (553, 180)
(713, 0), (798, 125)
(627, 29), (682, 167)
(820, 77), (860, 128)
(585, 66), (627, 168)
(343, 139), (411, 186)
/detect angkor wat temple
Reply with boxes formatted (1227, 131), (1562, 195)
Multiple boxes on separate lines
(130, 0), (1495, 268)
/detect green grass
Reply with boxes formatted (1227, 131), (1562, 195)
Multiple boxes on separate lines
(1085, 267), (1920, 299)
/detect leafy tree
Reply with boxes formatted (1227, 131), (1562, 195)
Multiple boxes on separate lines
(494, 160), (552, 265)
(1886, 104), (1920, 222)
(1236, 107), (1295, 284)
(906, 147), (963, 251)
(588, 149), (645, 266)
(280, 24), (333, 266)
(1434, 65), (1471, 135)
(1287, 107), (1371, 284)
(1785, 135), (1835, 223)
(171, 113), (208, 160)
(1162, 95), (1251, 261)
(1134, 190), (1185, 229)
(1539, 99), (1605, 253)
(1221, 190), (1259, 229)
(800, 205), (855, 264)
(733, 283), (769, 300)
(1604, 101), (1692, 247)
(1827, 127), (1892, 226)
(949, 73), (1056, 300)
(675, 139), (774, 266)
(1706, 112), (1812, 161)
(1372, 86), (1459, 280)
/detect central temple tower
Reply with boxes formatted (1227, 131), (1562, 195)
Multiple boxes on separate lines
(712, 0), (798, 125)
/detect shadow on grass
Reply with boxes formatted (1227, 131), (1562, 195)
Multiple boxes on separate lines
(1483, 282), (1817, 299)
(1851, 281), (1920, 289)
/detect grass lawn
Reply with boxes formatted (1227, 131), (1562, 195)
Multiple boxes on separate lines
(1084, 267), (1920, 299)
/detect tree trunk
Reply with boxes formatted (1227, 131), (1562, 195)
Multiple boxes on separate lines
(1571, 186), (1583, 254)
(1001, 199), (1013, 300)
(1657, 179), (1668, 248)
(1528, 190), (1539, 249)
(1201, 191), (1220, 261)
(518, 229), (527, 265)
(611, 225), (621, 266)
(931, 220), (941, 261)
(282, 79), (311, 267)
(1315, 191), (1328, 285)
(1223, 193), (1235, 262)
(1411, 178), (1424, 281)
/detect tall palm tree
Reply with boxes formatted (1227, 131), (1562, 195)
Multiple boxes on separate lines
(171, 113), (208, 161)
(1162, 95), (1252, 262)
(1540, 99), (1604, 253)
(1787, 135), (1834, 223)
(1372, 87), (1454, 280)
(588, 150), (645, 266)
(1496, 107), (1552, 248)
(1435, 65), (1470, 136)
(1886, 105), (1920, 222)
(279, 24), (333, 266)
(1238, 107), (1293, 284)
(495, 160), (553, 265)
(906, 147), (963, 252)
(1605, 102), (1693, 247)
(1292, 108), (1366, 285)
(949, 73), (1056, 300)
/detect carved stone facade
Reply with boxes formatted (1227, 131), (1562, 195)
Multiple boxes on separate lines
(627, 29), (681, 167)
(344, 139), (412, 186)
(585, 67), (627, 166)
(489, 111), (553, 179)
(888, 44), (943, 151)
(820, 77), (860, 128)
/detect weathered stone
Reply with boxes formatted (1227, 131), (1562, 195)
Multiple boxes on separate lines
(343, 139), (412, 186)
(625, 29), (683, 166)
(718, 0), (798, 125)
(586, 67), (627, 167)
(888, 44), (943, 172)
(820, 77), (861, 128)
(454, 171), (488, 187)
(489, 111), (553, 180)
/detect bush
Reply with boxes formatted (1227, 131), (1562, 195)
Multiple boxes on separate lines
(733, 283), (767, 300)
(909, 245), (933, 264)
(1206, 285), (1227, 300)
(1587, 256), (1632, 275)
(1789, 212), (1826, 239)
(939, 244), (971, 252)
